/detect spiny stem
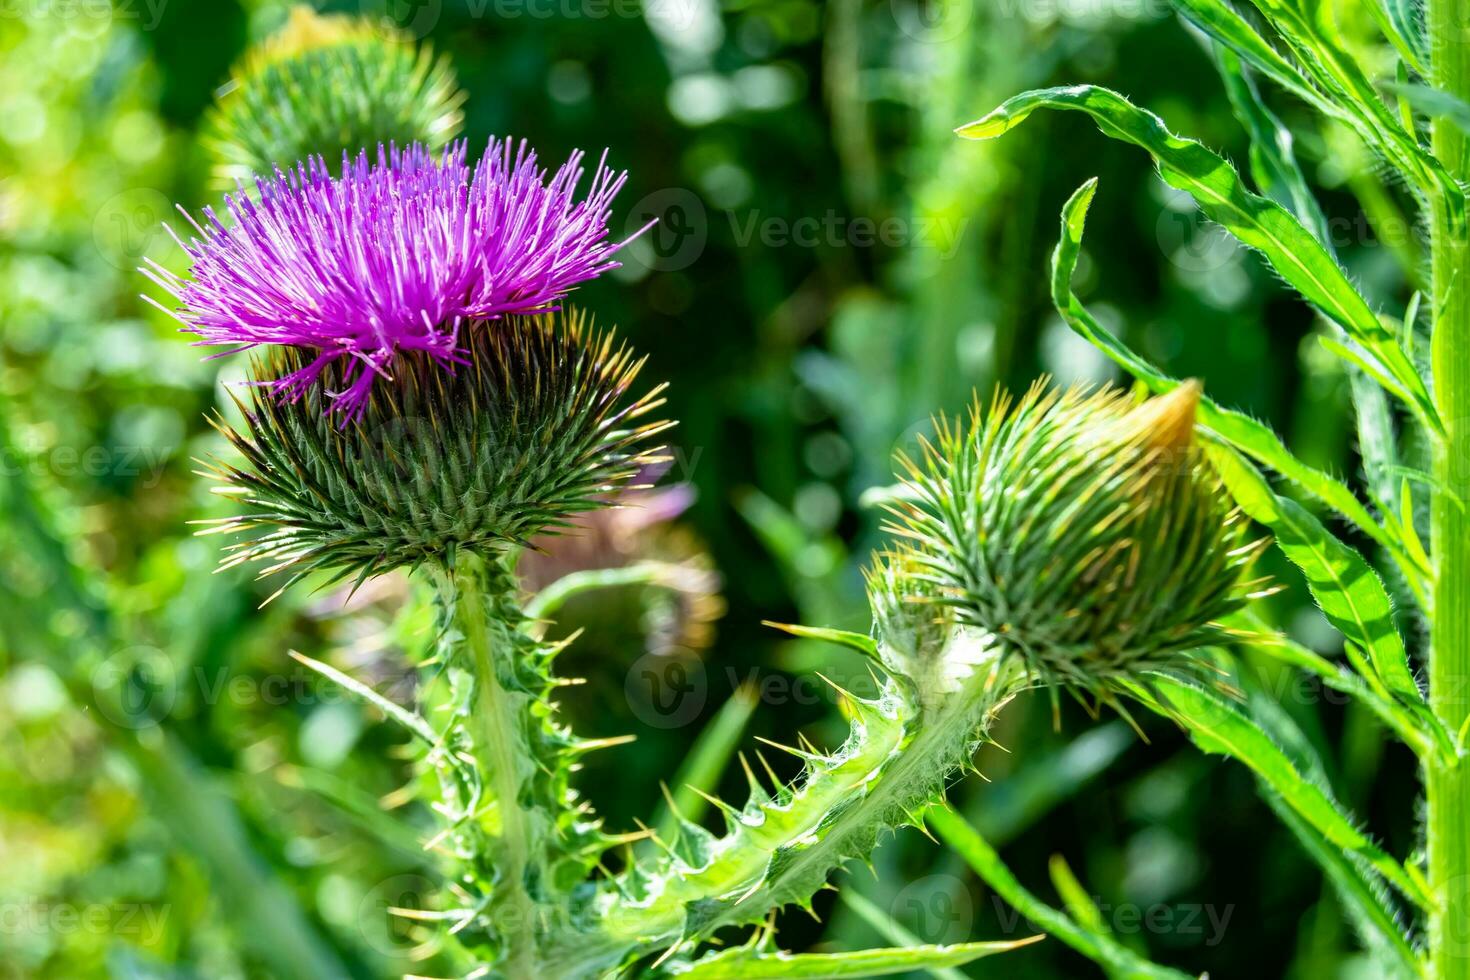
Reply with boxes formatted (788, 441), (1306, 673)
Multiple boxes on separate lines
(1429, 0), (1470, 973)
(437, 551), (542, 975)
(544, 637), (1025, 976)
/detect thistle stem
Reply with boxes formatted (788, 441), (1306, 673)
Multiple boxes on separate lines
(1429, 0), (1470, 973)
(437, 551), (543, 975)
(546, 641), (1025, 976)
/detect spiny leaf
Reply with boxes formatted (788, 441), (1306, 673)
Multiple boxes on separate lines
(959, 85), (1440, 436)
(763, 621), (880, 659)
(1213, 43), (1402, 516)
(662, 938), (1043, 978)
(653, 684), (761, 842)
(1227, 611), (1451, 761)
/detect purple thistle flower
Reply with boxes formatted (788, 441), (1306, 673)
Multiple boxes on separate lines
(145, 138), (643, 419)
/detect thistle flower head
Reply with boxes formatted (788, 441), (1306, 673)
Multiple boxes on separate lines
(203, 5), (464, 188)
(877, 381), (1262, 693)
(202, 310), (670, 589)
(147, 139), (638, 419)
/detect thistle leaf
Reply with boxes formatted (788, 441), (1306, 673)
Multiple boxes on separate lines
(1206, 443), (1423, 707)
(1124, 673), (1429, 910)
(662, 937), (1043, 978)
(928, 807), (1194, 980)
(762, 621), (880, 660)
(959, 85), (1441, 436)
(1228, 611), (1451, 760)
(1261, 787), (1420, 977)
(1169, 0), (1339, 114)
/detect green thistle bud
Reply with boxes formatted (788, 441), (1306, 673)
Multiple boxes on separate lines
(881, 381), (1263, 692)
(203, 311), (671, 588)
(204, 5), (464, 188)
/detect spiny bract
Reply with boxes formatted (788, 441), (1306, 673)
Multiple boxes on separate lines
(883, 380), (1264, 691)
(203, 5), (465, 188)
(202, 310), (671, 589)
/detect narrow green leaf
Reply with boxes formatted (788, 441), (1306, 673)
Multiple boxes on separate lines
(928, 807), (1195, 980)
(1233, 0), (1456, 217)
(664, 938), (1043, 978)
(1228, 611), (1451, 760)
(1048, 854), (1109, 936)
(289, 650), (440, 745)
(1169, 0), (1340, 116)
(1359, 0), (1427, 72)
(1385, 80), (1470, 133)
(1262, 790), (1421, 978)
(1048, 178), (1428, 600)
(1205, 444), (1424, 707)
(1126, 673), (1429, 910)
(654, 683), (759, 841)
(1216, 46), (1327, 237)
(840, 891), (968, 980)
(1215, 45), (1401, 513)
(960, 85), (1440, 435)
(763, 620), (880, 659)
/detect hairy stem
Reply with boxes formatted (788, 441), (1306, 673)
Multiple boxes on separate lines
(440, 551), (542, 974)
(1430, 0), (1470, 973)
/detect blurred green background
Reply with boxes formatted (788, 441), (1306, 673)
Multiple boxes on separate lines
(0, 0), (1424, 977)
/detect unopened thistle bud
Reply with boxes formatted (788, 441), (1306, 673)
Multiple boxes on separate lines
(203, 5), (465, 187)
(881, 381), (1262, 692)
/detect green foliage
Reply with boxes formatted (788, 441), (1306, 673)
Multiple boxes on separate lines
(659, 936), (1043, 978)
(958, 84), (1440, 436)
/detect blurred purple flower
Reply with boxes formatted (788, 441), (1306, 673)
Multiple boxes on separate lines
(145, 139), (642, 419)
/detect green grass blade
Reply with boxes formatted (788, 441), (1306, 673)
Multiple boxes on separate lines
(1125, 673), (1429, 911)
(1207, 443), (1424, 708)
(959, 85), (1440, 436)
(289, 650), (440, 745)
(840, 891), (968, 980)
(665, 938), (1043, 978)
(1047, 178), (1428, 600)
(654, 682), (759, 840)
(927, 807), (1194, 980)
(1047, 854), (1109, 936)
